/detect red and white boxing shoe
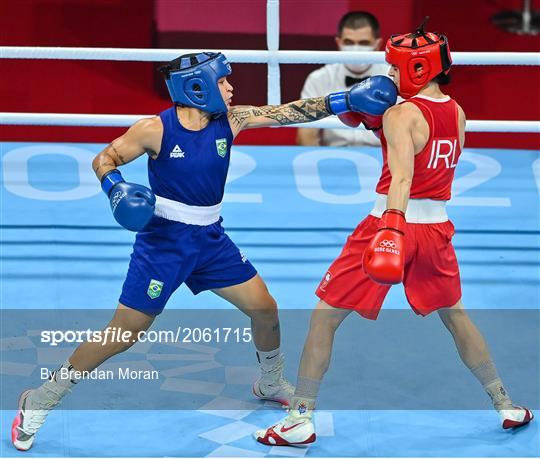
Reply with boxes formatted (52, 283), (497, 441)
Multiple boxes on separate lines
(499, 406), (534, 429)
(254, 414), (316, 446)
(12, 389), (58, 451)
(253, 355), (295, 406)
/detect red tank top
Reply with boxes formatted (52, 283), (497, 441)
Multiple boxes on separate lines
(376, 95), (461, 201)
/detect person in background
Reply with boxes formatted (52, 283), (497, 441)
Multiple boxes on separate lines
(297, 11), (388, 147)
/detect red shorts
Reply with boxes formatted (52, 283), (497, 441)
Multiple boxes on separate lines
(316, 215), (461, 320)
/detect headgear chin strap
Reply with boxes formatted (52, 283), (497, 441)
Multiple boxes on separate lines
(162, 52), (232, 115)
(385, 17), (452, 99)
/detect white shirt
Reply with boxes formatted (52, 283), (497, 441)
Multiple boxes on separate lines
(300, 63), (390, 147)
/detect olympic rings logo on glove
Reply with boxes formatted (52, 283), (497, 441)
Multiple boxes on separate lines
(379, 239), (397, 249)
(111, 190), (127, 213)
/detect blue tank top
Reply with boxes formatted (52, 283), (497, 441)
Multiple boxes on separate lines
(148, 106), (233, 206)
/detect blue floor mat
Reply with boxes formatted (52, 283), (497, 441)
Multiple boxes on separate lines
(1, 143), (539, 456)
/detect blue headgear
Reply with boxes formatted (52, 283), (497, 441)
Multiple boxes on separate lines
(163, 52), (232, 115)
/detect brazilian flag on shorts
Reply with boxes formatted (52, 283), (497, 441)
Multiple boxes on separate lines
(147, 279), (163, 299)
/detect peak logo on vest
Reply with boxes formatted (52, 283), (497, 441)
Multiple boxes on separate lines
(170, 145), (185, 159)
(427, 138), (458, 169)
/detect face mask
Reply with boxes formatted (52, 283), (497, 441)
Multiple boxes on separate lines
(340, 44), (375, 74)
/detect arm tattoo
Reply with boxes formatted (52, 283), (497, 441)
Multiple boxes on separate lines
(107, 142), (129, 165)
(228, 105), (254, 129)
(93, 161), (116, 176)
(260, 97), (330, 125)
(229, 97), (330, 128)
(92, 144), (119, 178)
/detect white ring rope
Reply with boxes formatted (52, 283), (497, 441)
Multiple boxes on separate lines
(2, 39), (539, 133)
(2, 0), (539, 134)
(1, 47), (540, 65)
(1, 112), (539, 133)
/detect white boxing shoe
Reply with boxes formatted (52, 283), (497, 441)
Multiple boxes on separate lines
(254, 414), (316, 446)
(253, 355), (294, 406)
(253, 377), (295, 406)
(11, 389), (59, 451)
(499, 405), (534, 429)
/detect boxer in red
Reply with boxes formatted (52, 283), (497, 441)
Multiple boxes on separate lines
(255, 19), (534, 446)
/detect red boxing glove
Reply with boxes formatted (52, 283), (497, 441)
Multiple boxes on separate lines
(337, 112), (383, 131)
(363, 209), (406, 284)
(337, 112), (363, 128)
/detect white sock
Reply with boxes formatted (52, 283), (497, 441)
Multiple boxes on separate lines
(256, 347), (281, 372)
(485, 379), (513, 410)
(469, 361), (513, 410)
(33, 359), (80, 403)
(290, 395), (315, 419)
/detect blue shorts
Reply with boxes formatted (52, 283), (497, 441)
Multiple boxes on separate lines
(119, 217), (257, 315)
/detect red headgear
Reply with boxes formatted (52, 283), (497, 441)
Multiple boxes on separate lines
(385, 18), (452, 99)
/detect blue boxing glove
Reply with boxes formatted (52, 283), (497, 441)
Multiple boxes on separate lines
(326, 75), (398, 131)
(101, 169), (156, 232)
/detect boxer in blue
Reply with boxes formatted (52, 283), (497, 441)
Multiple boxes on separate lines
(11, 52), (398, 451)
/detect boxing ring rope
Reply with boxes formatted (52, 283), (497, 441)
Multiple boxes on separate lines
(1, 113), (538, 133)
(1, 34), (540, 132)
(1, 44), (539, 132)
(2, 47), (539, 65)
